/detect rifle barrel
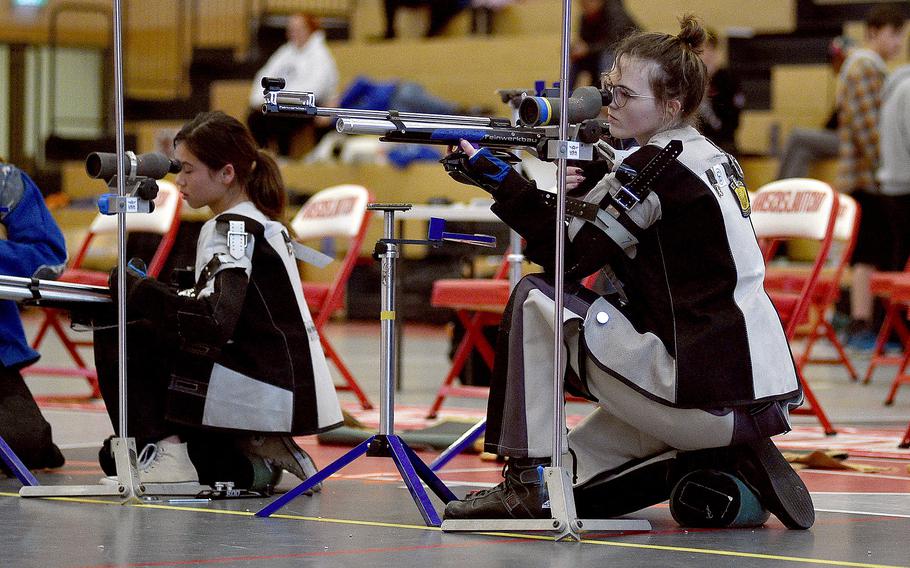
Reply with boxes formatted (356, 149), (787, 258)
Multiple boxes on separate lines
(336, 118), (499, 136)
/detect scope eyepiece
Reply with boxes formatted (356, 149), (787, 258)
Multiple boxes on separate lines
(517, 86), (609, 127)
(261, 77), (286, 91)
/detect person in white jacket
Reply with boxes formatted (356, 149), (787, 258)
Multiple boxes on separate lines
(247, 13), (339, 156)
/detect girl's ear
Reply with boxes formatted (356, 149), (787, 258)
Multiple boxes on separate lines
(666, 99), (682, 121)
(220, 164), (236, 185)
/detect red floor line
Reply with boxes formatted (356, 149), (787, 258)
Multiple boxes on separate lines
(74, 538), (524, 568)
(811, 513), (910, 526)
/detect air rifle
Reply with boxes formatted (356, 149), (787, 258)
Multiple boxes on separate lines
(259, 77), (612, 163)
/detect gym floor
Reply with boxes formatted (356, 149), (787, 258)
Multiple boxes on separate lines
(3, 315), (910, 568)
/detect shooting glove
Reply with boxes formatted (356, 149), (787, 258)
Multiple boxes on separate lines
(107, 257), (148, 303)
(441, 147), (513, 194)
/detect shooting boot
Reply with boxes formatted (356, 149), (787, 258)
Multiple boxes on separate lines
(238, 435), (321, 494)
(732, 437), (814, 529)
(444, 457), (550, 520)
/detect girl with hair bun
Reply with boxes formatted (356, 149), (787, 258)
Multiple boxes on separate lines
(95, 111), (342, 492)
(443, 16), (814, 529)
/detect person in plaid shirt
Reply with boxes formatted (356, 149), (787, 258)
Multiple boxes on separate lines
(837, 4), (906, 349)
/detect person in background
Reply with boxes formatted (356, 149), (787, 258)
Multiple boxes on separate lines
(382, 0), (470, 39)
(0, 159), (67, 473)
(569, 0), (639, 89)
(698, 28), (745, 155)
(775, 36), (854, 180)
(876, 45), (910, 279)
(470, 0), (517, 35)
(247, 13), (339, 157)
(837, 4), (907, 350)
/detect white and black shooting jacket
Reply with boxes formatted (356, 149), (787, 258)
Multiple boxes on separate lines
(489, 126), (800, 409)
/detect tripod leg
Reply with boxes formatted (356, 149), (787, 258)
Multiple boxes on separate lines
(256, 437), (372, 517)
(430, 420), (486, 471)
(387, 435), (443, 526)
(0, 436), (39, 486)
(398, 438), (457, 502)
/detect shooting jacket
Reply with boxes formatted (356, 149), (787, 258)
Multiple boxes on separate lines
(490, 126), (800, 408)
(126, 201), (342, 435)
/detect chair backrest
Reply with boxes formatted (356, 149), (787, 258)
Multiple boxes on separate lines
(291, 184), (373, 325)
(825, 192), (860, 295)
(751, 177), (839, 337)
(70, 180), (183, 277)
(832, 192), (859, 245)
(291, 184), (371, 240)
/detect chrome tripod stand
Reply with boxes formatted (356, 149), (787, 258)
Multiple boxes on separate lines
(255, 204), (472, 526)
(15, 0), (207, 501)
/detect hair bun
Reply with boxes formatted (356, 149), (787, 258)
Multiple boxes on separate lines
(677, 14), (707, 52)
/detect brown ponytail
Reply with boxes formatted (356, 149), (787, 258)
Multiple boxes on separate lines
(174, 111), (287, 221)
(249, 149), (285, 221)
(613, 14), (709, 124)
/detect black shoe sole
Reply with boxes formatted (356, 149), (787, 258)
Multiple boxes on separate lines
(737, 438), (815, 530)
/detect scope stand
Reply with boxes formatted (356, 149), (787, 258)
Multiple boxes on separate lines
(430, 91), (551, 473)
(437, 164), (651, 538)
(256, 204), (459, 526)
(20, 178), (208, 501)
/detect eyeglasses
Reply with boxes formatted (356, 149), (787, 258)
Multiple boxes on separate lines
(600, 79), (656, 109)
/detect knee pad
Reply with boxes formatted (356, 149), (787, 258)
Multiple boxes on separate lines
(670, 469), (770, 528)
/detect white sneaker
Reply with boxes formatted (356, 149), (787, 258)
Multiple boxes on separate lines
(238, 436), (321, 494)
(136, 441), (199, 483)
(99, 440), (199, 485)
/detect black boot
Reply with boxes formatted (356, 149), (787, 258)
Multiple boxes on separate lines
(444, 457), (550, 519)
(733, 438), (815, 529)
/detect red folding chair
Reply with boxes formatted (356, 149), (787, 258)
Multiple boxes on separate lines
(863, 258), (910, 384)
(426, 259), (597, 419)
(425, 257), (511, 418)
(763, 193), (860, 380)
(25, 180), (182, 397)
(877, 277), (910, 406)
(751, 178), (839, 435)
(291, 184), (374, 410)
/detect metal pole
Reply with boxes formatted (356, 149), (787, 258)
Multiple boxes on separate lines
(112, 0), (128, 440)
(442, 0), (651, 539)
(550, 0), (572, 468)
(379, 211), (398, 436)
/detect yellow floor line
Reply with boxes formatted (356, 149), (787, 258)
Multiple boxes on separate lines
(1, 492), (907, 568)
